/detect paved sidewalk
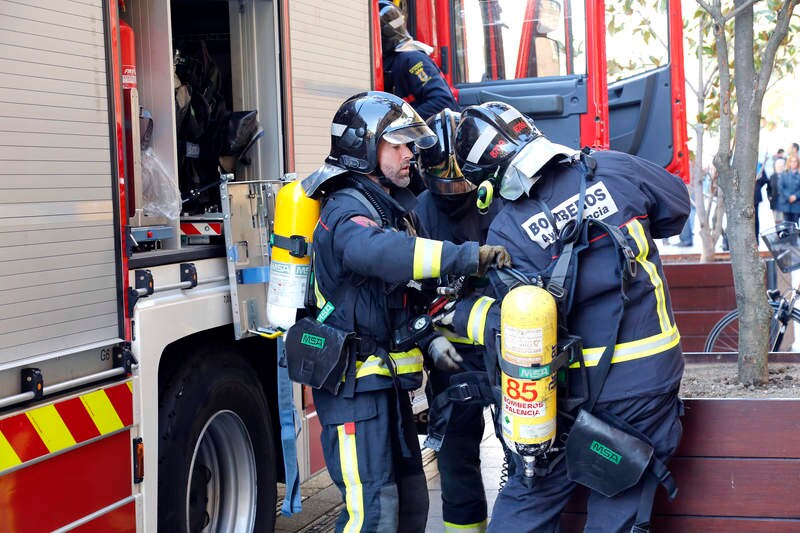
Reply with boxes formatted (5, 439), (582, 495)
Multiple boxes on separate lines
(275, 409), (505, 532)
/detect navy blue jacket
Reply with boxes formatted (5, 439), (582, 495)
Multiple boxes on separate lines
(453, 151), (689, 403)
(312, 175), (479, 391)
(384, 51), (459, 120)
(777, 170), (800, 214)
(414, 191), (503, 369)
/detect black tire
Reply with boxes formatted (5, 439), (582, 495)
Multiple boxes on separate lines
(158, 348), (276, 532)
(704, 302), (800, 352)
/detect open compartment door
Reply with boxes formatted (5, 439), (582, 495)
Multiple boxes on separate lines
(221, 179), (276, 339)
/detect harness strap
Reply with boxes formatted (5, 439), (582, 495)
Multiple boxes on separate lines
(631, 456), (678, 532)
(424, 371), (496, 451)
(276, 336), (302, 515)
(336, 186), (387, 227)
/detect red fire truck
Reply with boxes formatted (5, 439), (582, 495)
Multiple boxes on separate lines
(0, 0), (686, 531)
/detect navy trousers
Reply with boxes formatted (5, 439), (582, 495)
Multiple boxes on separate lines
(314, 386), (429, 532)
(487, 391), (683, 533)
(429, 366), (488, 531)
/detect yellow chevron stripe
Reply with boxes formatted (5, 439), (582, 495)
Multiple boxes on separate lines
(0, 430), (21, 470)
(81, 390), (124, 435)
(127, 381), (133, 393)
(26, 405), (76, 453)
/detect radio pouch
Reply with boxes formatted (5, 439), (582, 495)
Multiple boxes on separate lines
(285, 317), (355, 396)
(565, 408), (654, 497)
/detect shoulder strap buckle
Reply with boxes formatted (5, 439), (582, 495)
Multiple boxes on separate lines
(623, 246), (637, 278)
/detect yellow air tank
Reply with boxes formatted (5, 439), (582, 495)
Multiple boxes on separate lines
(500, 285), (558, 478)
(266, 179), (320, 330)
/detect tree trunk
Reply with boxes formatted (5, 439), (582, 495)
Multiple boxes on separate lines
(724, 0), (769, 385)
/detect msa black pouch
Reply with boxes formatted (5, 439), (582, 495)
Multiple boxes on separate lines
(285, 317), (354, 396)
(565, 409), (654, 497)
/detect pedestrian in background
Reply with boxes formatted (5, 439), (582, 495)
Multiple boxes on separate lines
(778, 154), (800, 224)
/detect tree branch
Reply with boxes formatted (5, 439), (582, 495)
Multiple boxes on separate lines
(723, 0), (761, 22)
(755, 0), (799, 96)
(703, 65), (720, 95)
(696, 0), (726, 25)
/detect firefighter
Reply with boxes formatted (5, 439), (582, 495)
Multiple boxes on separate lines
(300, 91), (511, 532)
(378, 0), (458, 120)
(413, 108), (504, 533)
(447, 101), (689, 532)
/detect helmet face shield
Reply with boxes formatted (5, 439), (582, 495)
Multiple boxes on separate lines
(383, 125), (437, 149)
(418, 109), (477, 196)
(499, 136), (579, 200)
(382, 102), (437, 148)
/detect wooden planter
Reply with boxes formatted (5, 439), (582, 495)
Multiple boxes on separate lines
(561, 398), (800, 531)
(664, 261), (736, 352)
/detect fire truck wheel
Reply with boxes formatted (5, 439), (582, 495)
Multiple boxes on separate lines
(158, 349), (276, 532)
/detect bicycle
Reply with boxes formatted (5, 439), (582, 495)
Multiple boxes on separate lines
(704, 221), (800, 352)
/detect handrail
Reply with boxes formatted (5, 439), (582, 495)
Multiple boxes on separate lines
(0, 366), (132, 411)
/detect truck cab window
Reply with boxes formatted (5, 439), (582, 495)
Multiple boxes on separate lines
(451, 0), (586, 84)
(605, 1), (669, 82)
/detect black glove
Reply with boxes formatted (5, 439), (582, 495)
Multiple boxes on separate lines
(477, 245), (512, 276)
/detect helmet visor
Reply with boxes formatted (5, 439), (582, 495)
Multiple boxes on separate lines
(421, 153), (477, 195)
(383, 103), (437, 148)
(383, 124), (438, 148)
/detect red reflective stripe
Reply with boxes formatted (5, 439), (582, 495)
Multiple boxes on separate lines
(104, 382), (134, 427)
(0, 414), (48, 462)
(0, 431), (132, 532)
(54, 398), (101, 443)
(180, 223), (202, 235)
(344, 421), (356, 435)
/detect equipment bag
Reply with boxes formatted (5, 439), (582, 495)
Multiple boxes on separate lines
(284, 317), (355, 396)
(565, 408), (653, 497)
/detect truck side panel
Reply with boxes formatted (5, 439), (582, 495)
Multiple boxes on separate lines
(0, 380), (135, 532)
(0, 0), (123, 370)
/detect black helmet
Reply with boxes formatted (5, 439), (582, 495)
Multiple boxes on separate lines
(379, 1), (413, 53)
(455, 101), (578, 202)
(303, 91), (436, 197)
(418, 109), (476, 196)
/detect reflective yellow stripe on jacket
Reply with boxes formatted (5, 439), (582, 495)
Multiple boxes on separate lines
(569, 324), (681, 368)
(435, 326), (477, 345)
(569, 218), (679, 368)
(466, 296), (496, 345)
(355, 348), (424, 379)
(413, 238), (443, 279)
(627, 219), (672, 331)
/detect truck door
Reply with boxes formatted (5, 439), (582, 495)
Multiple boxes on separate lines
(444, 0), (598, 150)
(434, 0), (688, 177)
(605, 0), (689, 178)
